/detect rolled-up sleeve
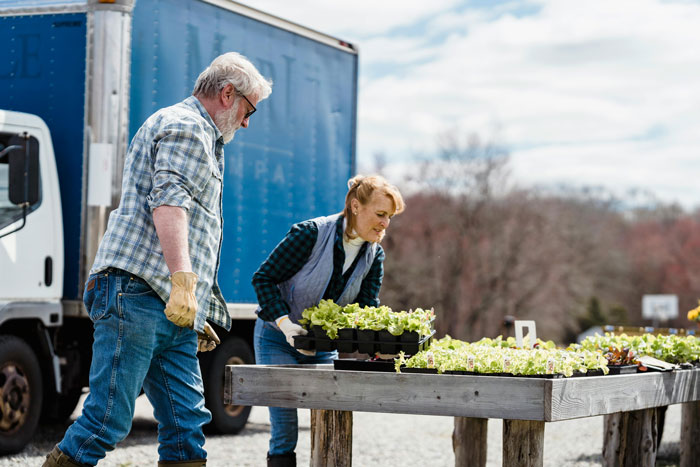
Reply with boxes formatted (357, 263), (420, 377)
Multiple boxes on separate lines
(252, 222), (318, 321)
(147, 120), (212, 211)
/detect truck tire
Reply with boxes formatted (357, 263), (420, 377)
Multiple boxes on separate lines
(201, 336), (253, 434)
(0, 335), (43, 455)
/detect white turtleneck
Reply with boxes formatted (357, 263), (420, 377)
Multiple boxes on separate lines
(342, 218), (366, 273)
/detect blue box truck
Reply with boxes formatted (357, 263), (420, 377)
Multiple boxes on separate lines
(0, 0), (357, 453)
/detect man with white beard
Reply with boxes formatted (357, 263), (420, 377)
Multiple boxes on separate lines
(43, 53), (272, 467)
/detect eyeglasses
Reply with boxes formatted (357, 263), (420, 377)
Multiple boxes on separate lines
(237, 91), (256, 120)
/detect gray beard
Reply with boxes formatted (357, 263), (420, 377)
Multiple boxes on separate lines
(214, 100), (241, 144)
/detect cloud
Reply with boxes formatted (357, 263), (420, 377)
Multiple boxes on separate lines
(241, 0), (461, 39)
(241, 0), (700, 209)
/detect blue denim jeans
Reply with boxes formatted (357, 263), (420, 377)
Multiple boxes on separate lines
(253, 318), (337, 455)
(58, 268), (210, 465)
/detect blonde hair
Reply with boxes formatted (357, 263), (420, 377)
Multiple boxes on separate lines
(343, 175), (405, 238)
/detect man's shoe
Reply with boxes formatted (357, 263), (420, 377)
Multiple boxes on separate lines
(267, 451), (296, 467)
(42, 445), (87, 467)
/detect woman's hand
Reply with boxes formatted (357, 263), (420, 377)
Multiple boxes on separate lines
(275, 315), (308, 347)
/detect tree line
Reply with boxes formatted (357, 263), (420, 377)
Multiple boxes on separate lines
(378, 132), (700, 344)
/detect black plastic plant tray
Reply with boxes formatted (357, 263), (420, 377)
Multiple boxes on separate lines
(401, 367), (438, 374)
(294, 330), (434, 355)
(314, 338), (335, 352)
(357, 329), (378, 341)
(311, 325), (331, 340)
(570, 368), (605, 377)
(375, 332), (435, 356)
(338, 328), (356, 340)
(607, 364), (639, 375)
(333, 358), (396, 372)
(400, 331), (421, 343)
(335, 339), (357, 353)
(469, 372), (563, 378)
(292, 335), (314, 350)
(293, 335), (336, 352)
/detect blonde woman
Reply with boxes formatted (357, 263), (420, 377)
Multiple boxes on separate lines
(252, 175), (405, 467)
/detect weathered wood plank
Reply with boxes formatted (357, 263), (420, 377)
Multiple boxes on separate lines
(226, 365), (700, 422)
(602, 409), (657, 467)
(227, 365), (547, 420)
(502, 419), (544, 467)
(453, 417), (487, 467)
(548, 370), (700, 421)
(680, 401), (700, 467)
(310, 409), (352, 467)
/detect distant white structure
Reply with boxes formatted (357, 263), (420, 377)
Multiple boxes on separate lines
(642, 295), (678, 322)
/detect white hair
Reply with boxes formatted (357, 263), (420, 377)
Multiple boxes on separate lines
(193, 52), (272, 101)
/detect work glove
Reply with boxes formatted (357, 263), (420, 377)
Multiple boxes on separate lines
(276, 315), (307, 346)
(164, 271), (198, 328)
(276, 315), (315, 356)
(197, 322), (221, 352)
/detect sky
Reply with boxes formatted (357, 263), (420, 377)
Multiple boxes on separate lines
(241, 0), (700, 210)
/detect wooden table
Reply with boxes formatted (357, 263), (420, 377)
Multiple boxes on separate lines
(225, 364), (700, 466)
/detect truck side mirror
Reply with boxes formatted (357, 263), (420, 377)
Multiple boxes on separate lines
(8, 135), (40, 206)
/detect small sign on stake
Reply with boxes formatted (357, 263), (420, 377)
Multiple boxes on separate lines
(515, 320), (537, 349)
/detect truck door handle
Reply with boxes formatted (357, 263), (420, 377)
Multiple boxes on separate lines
(45, 256), (53, 287)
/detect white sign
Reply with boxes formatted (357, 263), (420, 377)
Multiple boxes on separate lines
(642, 295), (678, 320)
(515, 320), (537, 349)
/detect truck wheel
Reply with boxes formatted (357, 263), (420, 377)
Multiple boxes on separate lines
(0, 335), (43, 455)
(201, 336), (253, 434)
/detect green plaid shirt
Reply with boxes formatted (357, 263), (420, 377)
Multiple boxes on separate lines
(91, 97), (229, 332)
(252, 215), (385, 321)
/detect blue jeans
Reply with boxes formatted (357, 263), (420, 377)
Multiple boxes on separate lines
(58, 268), (210, 465)
(253, 318), (336, 455)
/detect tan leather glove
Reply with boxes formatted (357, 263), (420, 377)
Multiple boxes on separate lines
(197, 322), (221, 352)
(164, 271), (198, 328)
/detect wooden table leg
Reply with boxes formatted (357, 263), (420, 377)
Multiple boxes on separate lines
(681, 401), (700, 467)
(502, 419), (544, 467)
(602, 409), (657, 467)
(310, 409), (352, 467)
(453, 416), (488, 467)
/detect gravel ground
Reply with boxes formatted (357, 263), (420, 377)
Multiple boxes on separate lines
(2, 396), (683, 466)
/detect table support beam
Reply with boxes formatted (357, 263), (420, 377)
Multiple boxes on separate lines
(502, 419), (544, 467)
(602, 409), (657, 467)
(681, 401), (700, 467)
(453, 416), (487, 467)
(310, 409), (352, 467)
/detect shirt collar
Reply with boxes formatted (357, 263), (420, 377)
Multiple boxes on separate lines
(185, 96), (224, 143)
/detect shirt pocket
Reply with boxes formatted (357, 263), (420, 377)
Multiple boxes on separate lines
(83, 273), (108, 322)
(195, 165), (222, 214)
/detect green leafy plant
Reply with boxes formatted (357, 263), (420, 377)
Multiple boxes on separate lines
(299, 300), (435, 339)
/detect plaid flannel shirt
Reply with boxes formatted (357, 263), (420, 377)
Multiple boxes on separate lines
(91, 96), (230, 332)
(252, 215), (385, 321)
